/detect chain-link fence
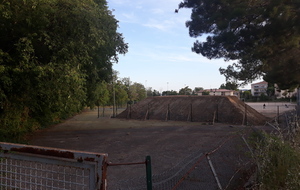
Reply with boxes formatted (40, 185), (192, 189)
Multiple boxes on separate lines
(107, 133), (253, 190)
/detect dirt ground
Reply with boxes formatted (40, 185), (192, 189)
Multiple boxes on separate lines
(29, 102), (296, 189)
(25, 105), (274, 190)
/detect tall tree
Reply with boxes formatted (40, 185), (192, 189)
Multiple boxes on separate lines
(115, 80), (129, 107)
(130, 82), (146, 102)
(178, 0), (300, 90)
(0, 0), (127, 141)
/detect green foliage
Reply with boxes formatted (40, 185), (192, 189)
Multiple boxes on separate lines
(146, 88), (161, 97)
(88, 81), (110, 109)
(115, 80), (128, 106)
(0, 105), (40, 143)
(250, 132), (300, 189)
(179, 86), (192, 95)
(152, 89), (161, 96)
(179, 0), (300, 89)
(0, 0), (127, 142)
(162, 90), (178, 96)
(259, 93), (269, 101)
(130, 82), (146, 101)
(240, 90), (252, 101)
(119, 78), (146, 102)
(193, 87), (203, 95)
(202, 90), (210, 95)
(219, 82), (238, 90)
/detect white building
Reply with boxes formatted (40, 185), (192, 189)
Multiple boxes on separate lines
(251, 81), (298, 99)
(251, 81), (268, 96)
(197, 89), (239, 96)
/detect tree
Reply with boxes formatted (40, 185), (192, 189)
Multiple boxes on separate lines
(193, 87), (204, 95)
(162, 90), (178, 96)
(219, 82), (238, 90)
(130, 82), (146, 102)
(202, 90), (210, 95)
(178, 0), (300, 90)
(94, 81), (110, 117)
(179, 86), (192, 95)
(146, 87), (161, 97)
(241, 90), (252, 101)
(266, 83), (275, 98)
(152, 89), (161, 96)
(0, 0), (127, 142)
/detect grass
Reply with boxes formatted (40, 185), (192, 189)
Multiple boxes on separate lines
(249, 130), (300, 190)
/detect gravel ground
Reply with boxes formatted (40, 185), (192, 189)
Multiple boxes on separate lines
(29, 107), (275, 190)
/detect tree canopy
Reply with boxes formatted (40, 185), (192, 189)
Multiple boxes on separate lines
(178, 0), (300, 90)
(219, 82), (238, 90)
(179, 86), (192, 95)
(0, 0), (127, 142)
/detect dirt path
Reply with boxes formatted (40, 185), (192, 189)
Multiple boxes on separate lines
(29, 108), (272, 189)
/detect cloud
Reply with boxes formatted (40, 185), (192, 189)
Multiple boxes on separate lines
(109, 0), (129, 5)
(150, 8), (164, 15)
(120, 12), (138, 23)
(143, 18), (176, 31)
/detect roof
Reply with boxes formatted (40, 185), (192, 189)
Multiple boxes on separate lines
(251, 81), (268, 86)
(198, 89), (235, 92)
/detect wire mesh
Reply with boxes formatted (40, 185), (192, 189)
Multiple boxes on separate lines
(107, 134), (253, 190)
(0, 155), (90, 190)
(0, 142), (107, 190)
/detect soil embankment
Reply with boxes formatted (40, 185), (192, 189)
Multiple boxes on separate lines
(117, 96), (267, 125)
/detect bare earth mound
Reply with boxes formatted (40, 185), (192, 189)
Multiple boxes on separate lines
(117, 96), (267, 125)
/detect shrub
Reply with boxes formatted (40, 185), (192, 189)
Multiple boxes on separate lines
(250, 132), (300, 189)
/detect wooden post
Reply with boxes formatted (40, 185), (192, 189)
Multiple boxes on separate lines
(165, 104), (170, 121)
(212, 111), (216, 125)
(216, 104), (218, 122)
(190, 103), (193, 122)
(129, 104), (132, 119)
(144, 104), (149, 120)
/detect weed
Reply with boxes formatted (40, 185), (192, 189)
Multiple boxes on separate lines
(249, 131), (300, 190)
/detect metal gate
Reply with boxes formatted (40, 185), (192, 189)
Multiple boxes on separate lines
(0, 142), (107, 190)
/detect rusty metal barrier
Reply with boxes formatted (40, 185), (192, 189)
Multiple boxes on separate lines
(0, 142), (108, 190)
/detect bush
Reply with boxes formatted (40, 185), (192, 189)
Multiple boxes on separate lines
(0, 105), (40, 143)
(250, 132), (300, 189)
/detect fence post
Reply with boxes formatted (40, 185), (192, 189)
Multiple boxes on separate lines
(277, 105), (280, 123)
(190, 103), (193, 122)
(145, 156), (152, 190)
(244, 104), (247, 125)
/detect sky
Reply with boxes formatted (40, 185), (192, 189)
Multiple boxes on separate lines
(107, 0), (256, 92)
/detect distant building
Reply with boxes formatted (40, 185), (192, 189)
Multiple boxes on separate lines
(251, 81), (298, 98)
(197, 89), (239, 97)
(251, 81), (268, 96)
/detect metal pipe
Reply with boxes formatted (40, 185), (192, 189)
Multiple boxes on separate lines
(207, 155), (223, 190)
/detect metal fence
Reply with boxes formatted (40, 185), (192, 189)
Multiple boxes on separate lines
(0, 142), (107, 190)
(108, 133), (253, 190)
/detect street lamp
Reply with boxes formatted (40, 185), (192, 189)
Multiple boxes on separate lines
(167, 82), (169, 96)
